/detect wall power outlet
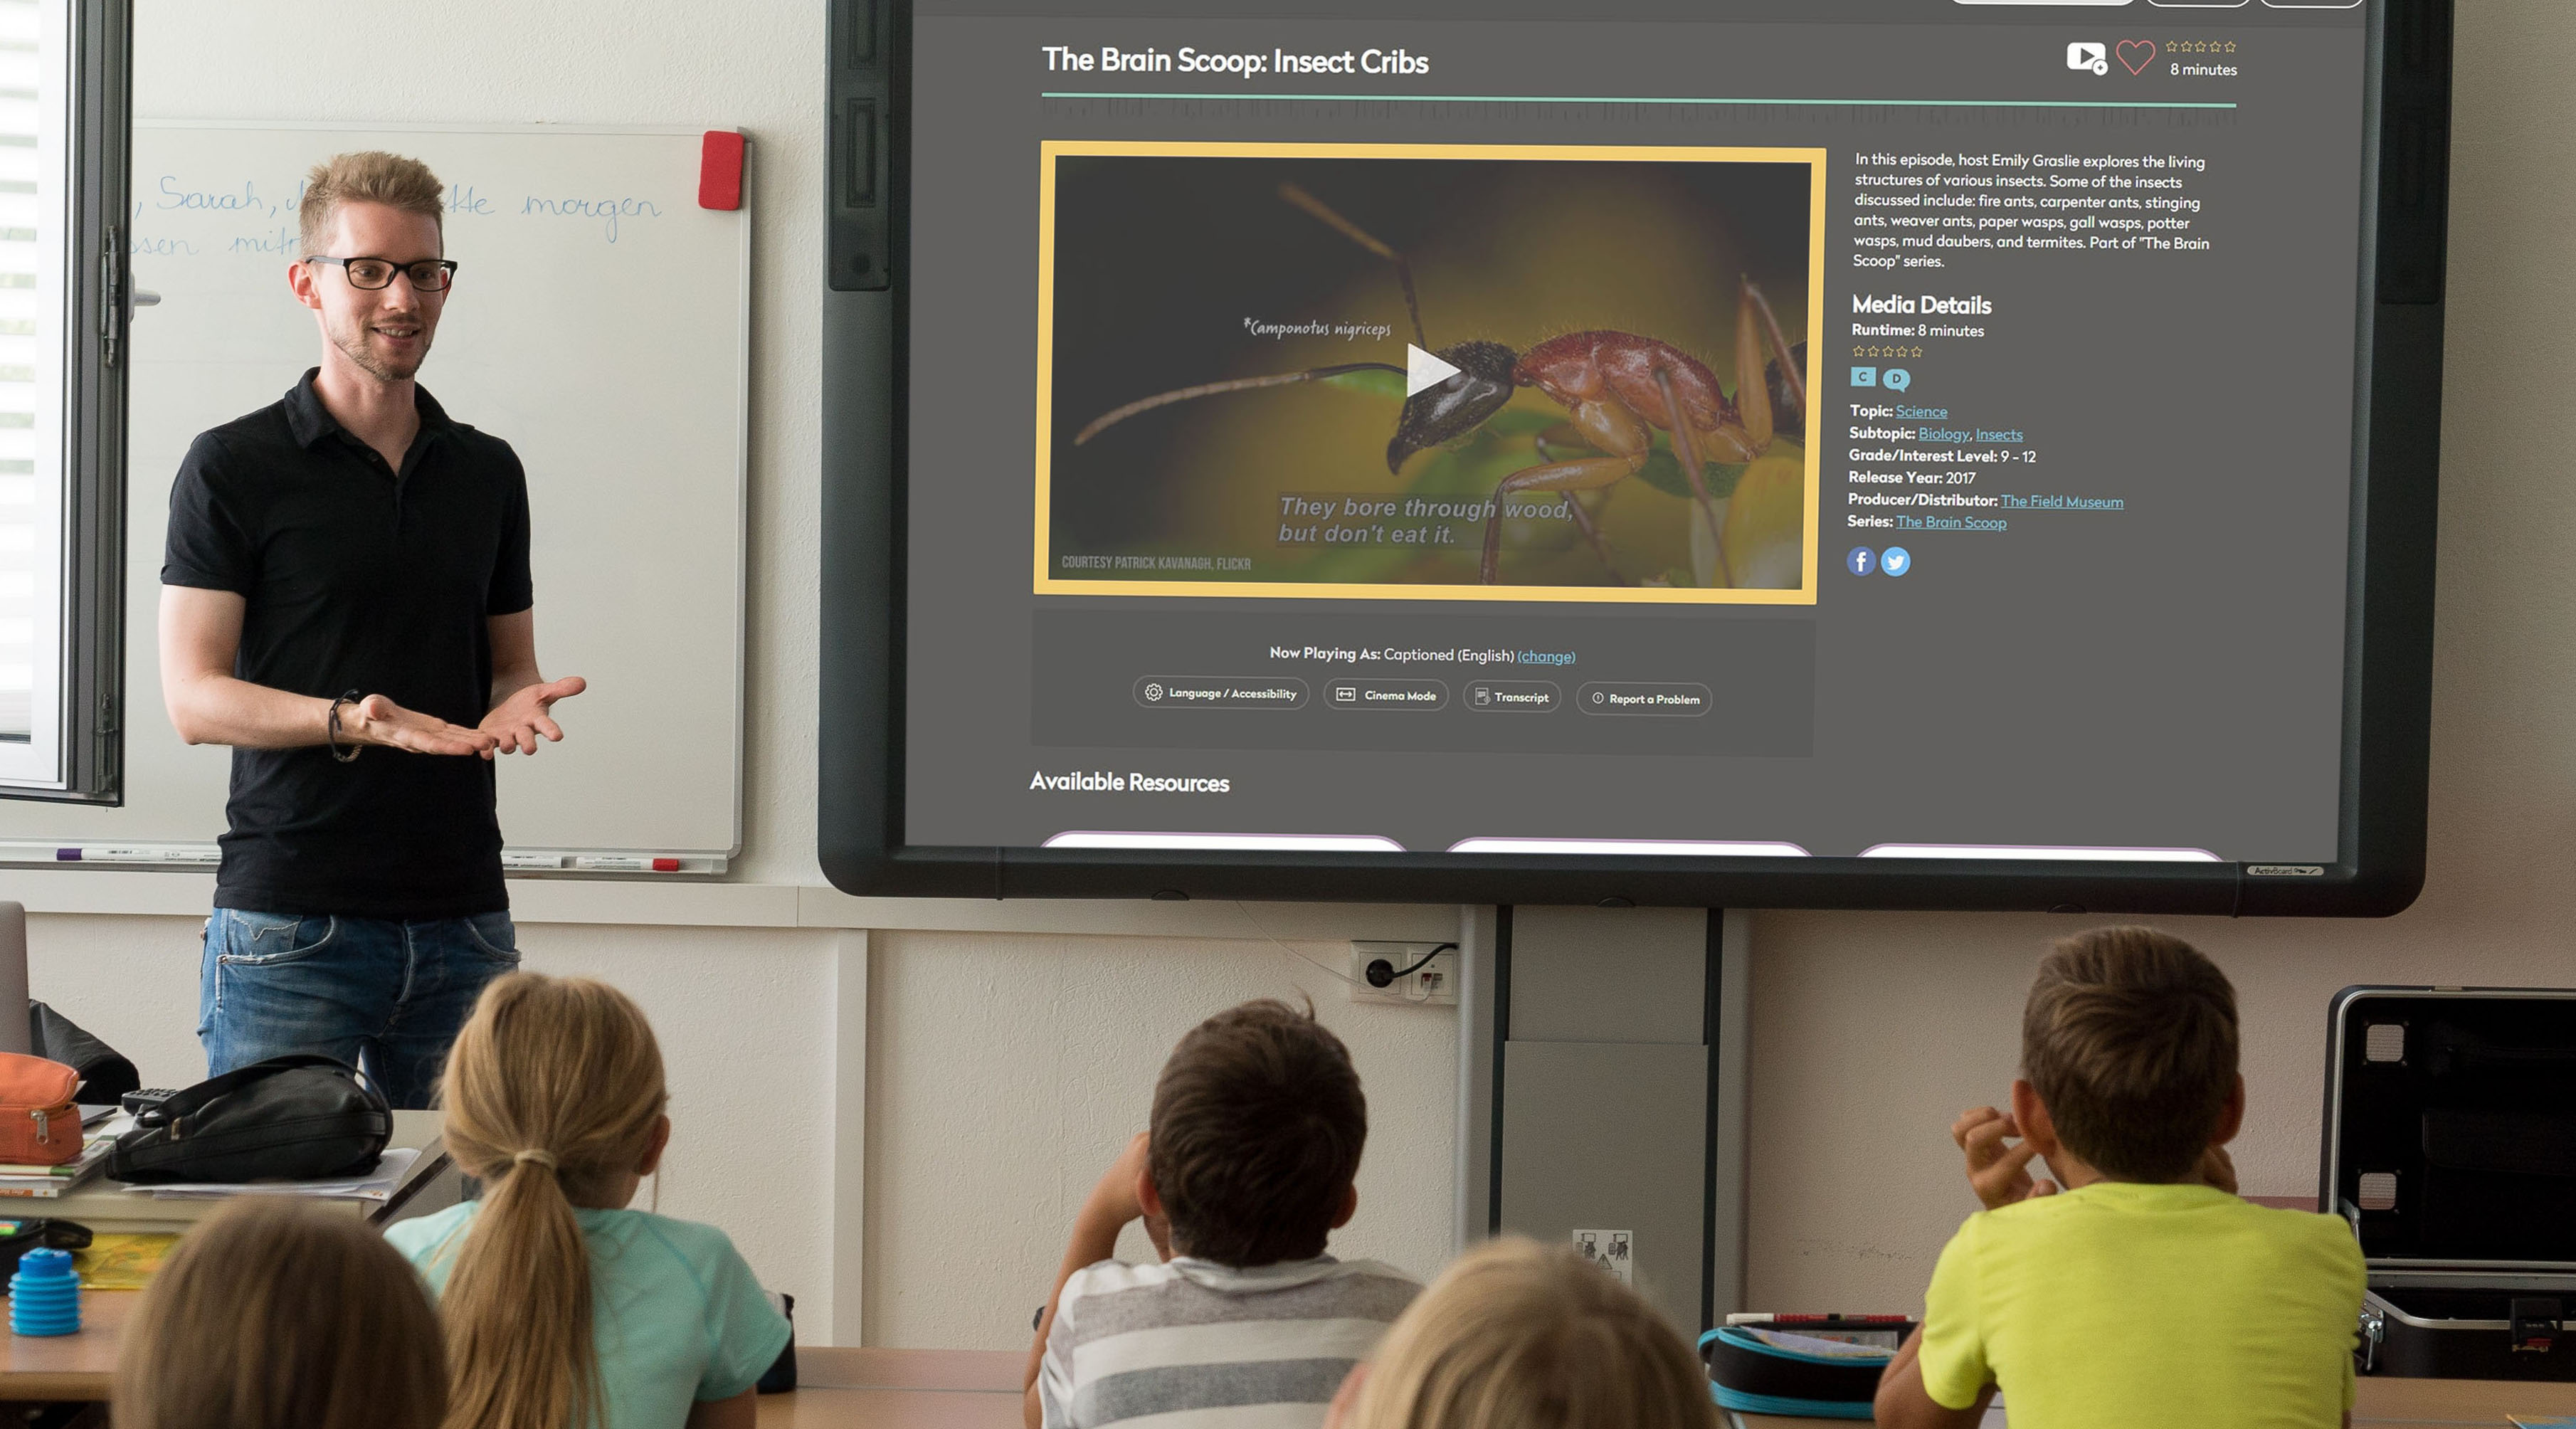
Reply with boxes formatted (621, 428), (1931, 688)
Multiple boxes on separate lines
(1348, 942), (1459, 1006)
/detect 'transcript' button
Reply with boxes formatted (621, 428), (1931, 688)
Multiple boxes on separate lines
(1467, 680), (1562, 713)
(1578, 682), (1714, 717)
(1324, 678), (1449, 712)
(1134, 676), (1308, 710)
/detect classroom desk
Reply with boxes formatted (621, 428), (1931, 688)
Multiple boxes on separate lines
(756, 1349), (1022, 1429)
(0, 1111), (455, 1403)
(43, 1107), (454, 1233)
(1725, 1375), (2576, 1428)
(747, 1352), (2576, 1428)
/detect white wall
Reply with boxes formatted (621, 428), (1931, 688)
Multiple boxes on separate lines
(92, 0), (2576, 1354)
(864, 932), (1457, 1349)
(1746, 4), (2576, 1312)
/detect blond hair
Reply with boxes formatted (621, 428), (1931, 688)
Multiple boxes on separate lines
(1347, 1238), (1715, 1429)
(116, 1197), (446, 1429)
(436, 973), (669, 1429)
(299, 150), (445, 255)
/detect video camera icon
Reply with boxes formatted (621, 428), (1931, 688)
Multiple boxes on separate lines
(2067, 42), (2109, 76)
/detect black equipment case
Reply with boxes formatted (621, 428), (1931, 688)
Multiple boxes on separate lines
(2323, 987), (2576, 1381)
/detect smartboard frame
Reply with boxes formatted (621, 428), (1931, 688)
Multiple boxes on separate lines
(820, 0), (2449, 917)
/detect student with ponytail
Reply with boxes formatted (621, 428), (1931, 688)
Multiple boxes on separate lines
(386, 972), (791, 1429)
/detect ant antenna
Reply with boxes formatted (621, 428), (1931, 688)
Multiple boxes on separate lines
(1072, 362), (1402, 445)
(1741, 279), (1806, 416)
(1277, 183), (1429, 352)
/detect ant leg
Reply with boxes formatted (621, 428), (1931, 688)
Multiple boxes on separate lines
(1532, 423), (1625, 580)
(1278, 184), (1429, 351)
(1533, 422), (1593, 463)
(1654, 369), (1733, 589)
(1479, 456), (1638, 584)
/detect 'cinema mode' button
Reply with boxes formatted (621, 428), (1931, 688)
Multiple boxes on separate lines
(1134, 676), (1308, 710)
(1467, 680), (1562, 713)
(1578, 682), (1713, 717)
(1324, 678), (1448, 712)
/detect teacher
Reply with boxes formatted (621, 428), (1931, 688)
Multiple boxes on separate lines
(157, 152), (585, 1109)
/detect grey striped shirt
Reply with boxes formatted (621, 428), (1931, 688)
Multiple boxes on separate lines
(1039, 1255), (1420, 1429)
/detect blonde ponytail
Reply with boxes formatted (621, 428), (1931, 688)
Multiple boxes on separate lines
(435, 974), (668, 1429)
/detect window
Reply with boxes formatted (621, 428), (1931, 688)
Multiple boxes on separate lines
(0, 0), (125, 801)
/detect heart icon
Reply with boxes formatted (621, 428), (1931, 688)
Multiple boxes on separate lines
(2117, 39), (2158, 75)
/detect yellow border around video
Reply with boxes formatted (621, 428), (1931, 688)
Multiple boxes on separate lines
(1032, 139), (1830, 604)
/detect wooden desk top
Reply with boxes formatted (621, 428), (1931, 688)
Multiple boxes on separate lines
(756, 1349), (1021, 1429)
(747, 1353), (2576, 1429)
(0, 1112), (455, 1403)
(0, 1288), (132, 1401)
(44, 1108), (449, 1235)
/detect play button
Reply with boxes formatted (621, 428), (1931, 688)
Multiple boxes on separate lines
(1405, 344), (1462, 398)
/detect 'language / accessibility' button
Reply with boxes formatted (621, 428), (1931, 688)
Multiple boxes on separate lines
(1134, 676), (1308, 710)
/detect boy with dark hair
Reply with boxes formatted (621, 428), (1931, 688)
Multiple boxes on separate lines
(1876, 927), (2365, 1429)
(1025, 1000), (1419, 1429)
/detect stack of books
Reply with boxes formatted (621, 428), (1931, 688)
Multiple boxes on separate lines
(0, 1117), (121, 1199)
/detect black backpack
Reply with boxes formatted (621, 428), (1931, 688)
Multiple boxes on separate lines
(28, 1001), (139, 1107)
(108, 1054), (391, 1185)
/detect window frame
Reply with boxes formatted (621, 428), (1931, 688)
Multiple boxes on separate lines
(0, 0), (127, 804)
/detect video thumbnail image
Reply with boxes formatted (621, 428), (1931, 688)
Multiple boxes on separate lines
(1035, 142), (1824, 603)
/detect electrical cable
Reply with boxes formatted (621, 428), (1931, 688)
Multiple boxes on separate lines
(1368, 942), (1457, 988)
(1232, 901), (1364, 988)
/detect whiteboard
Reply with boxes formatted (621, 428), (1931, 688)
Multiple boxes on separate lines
(0, 122), (747, 864)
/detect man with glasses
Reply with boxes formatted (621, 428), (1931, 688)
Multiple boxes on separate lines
(157, 151), (584, 1107)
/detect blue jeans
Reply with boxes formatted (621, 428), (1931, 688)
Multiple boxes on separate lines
(197, 908), (522, 1109)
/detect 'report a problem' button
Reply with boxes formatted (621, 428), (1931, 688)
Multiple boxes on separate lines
(1134, 676), (1307, 710)
(1578, 682), (1714, 717)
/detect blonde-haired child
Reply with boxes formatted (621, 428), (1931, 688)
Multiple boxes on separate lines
(386, 971), (791, 1429)
(120, 1196), (448, 1429)
(1331, 1236), (1716, 1429)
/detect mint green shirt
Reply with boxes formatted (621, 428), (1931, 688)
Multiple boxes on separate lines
(387, 1201), (792, 1429)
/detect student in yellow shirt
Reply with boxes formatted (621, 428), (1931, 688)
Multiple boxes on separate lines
(1874, 927), (2365, 1429)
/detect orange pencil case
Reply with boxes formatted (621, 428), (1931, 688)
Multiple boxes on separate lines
(0, 1055), (82, 1166)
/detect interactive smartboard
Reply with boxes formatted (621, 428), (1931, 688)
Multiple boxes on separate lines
(821, 0), (2449, 914)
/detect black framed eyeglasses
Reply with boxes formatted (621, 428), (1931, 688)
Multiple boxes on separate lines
(305, 255), (459, 292)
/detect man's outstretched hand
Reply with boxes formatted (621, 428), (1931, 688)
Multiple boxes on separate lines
(480, 675), (587, 756)
(344, 694), (501, 757)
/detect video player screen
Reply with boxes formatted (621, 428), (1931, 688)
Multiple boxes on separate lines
(899, 0), (2374, 867)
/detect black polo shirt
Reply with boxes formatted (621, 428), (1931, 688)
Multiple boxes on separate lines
(162, 370), (533, 920)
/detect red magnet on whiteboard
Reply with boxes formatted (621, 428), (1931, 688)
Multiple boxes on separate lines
(699, 130), (745, 211)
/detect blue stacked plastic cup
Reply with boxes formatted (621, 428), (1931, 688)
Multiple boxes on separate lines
(9, 1247), (78, 1336)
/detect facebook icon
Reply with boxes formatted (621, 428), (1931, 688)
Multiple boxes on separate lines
(1846, 546), (1876, 576)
